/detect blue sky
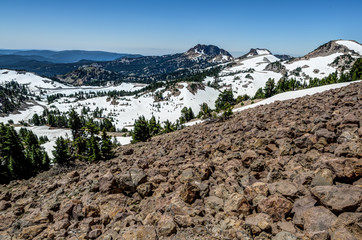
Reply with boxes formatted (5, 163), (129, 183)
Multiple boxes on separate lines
(0, 0), (361, 56)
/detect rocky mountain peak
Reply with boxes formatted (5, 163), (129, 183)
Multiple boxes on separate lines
(185, 44), (233, 62)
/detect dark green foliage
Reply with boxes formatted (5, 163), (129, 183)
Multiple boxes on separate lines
(68, 109), (82, 139)
(350, 58), (362, 80)
(101, 129), (113, 159)
(149, 115), (162, 136)
(0, 124), (49, 183)
(162, 120), (176, 134)
(0, 81), (30, 114)
(52, 137), (71, 166)
(131, 115), (183, 143)
(198, 103), (212, 119)
(132, 116), (151, 143)
(253, 88), (265, 99)
(263, 78), (276, 98)
(180, 107), (195, 123)
(222, 102), (233, 120)
(215, 90), (235, 111)
(235, 94), (250, 104)
(87, 136), (101, 162)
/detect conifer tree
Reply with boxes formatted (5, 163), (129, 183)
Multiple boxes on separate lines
(53, 137), (71, 166)
(215, 90), (235, 111)
(101, 129), (113, 159)
(264, 78), (276, 98)
(68, 109), (82, 139)
(87, 136), (101, 162)
(132, 116), (150, 143)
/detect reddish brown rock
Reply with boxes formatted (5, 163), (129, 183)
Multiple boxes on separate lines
(258, 195), (293, 221)
(303, 206), (337, 233)
(311, 185), (362, 212)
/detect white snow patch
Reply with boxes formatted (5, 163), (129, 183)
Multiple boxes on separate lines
(336, 40), (362, 55)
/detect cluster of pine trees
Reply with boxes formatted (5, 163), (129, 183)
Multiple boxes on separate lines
(132, 115), (184, 143)
(0, 124), (50, 184)
(0, 81), (31, 114)
(30, 108), (116, 132)
(52, 109), (114, 165)
(253, 58), (362, 99)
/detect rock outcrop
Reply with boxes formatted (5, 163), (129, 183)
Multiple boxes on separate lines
(0, 82), (361, 239)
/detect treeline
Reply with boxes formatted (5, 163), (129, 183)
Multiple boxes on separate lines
(0, 124), (50, 184)
(30, 107), (116, 132)
(0, 81), (31, 114)
(253, 58), (362, 99)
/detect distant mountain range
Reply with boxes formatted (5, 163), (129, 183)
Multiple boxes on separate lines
(0, 40), (361, 86)
(0, 49), (142, 63)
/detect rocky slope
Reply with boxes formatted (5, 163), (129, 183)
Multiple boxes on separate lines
(0, 82), (361, 240)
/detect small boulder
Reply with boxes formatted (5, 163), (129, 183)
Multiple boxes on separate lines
(244, 182), (269, 200)
(258, 195), (293, 221)
(311, 168), (334, 186)
(331, 227), (358, 240)
(224, 193), (250, 217)
(157, 215), (176, 237)
(291, 196), (317, 227)
(204, 196), (224, 212)
(179, 182), (200, 204)
(121, 225), (157, 240)
(272, 231), (298, 240)
(316, 128), (336, 143)
(245, 213), (272, 232)
(311, 185), (362, 212)
(303, 206), (337, 233)
(88, 229), (102, 239)
(99, 171), (121, 194)
(268, 180), (298, 197)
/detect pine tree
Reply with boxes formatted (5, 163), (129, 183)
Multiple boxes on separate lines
(53, 137), (71, 166)
(215, 90), (235, 111)
(162, 120), (175, 134)
(264, 78), (276, 98)
(132, 116), (150, 143)
(68, 109), (82, 139)
(199, 103), (212, 119)
(3, 127), (31, 179)
(149, 115), (161, 136)
(87, 136), (101, 162)
(101, 129), (113, 160)
(222, 102), (233, 120)
(253, 87), (265, 99)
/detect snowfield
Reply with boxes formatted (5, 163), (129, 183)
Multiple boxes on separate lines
(284, 53), (343, 79)
(50, 82), (220, 129)
(336, 40), (362, 55)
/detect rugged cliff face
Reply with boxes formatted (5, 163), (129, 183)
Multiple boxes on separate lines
(0, 82), (361, 240)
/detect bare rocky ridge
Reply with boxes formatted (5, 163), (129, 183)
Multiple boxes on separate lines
(185, 44), (234, 62)
(0, 82), (361, 239)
